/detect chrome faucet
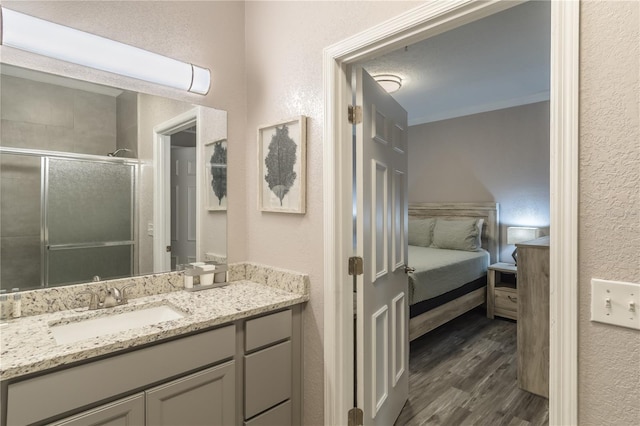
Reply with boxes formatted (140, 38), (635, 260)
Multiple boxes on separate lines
(79, 285), (136, 310)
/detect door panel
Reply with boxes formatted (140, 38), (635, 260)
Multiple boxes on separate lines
(355, 67), (409, 425)
(393, 170), (406, 271)
(372, 160), (388, 281)
(170, 147), (197, 267)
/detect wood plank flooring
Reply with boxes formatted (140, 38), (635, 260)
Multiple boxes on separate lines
(395, 308), (548, 426)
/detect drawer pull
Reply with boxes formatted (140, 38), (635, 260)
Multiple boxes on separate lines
(508, 296), (517, 303)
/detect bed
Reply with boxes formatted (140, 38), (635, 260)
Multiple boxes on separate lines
(407, 202), (499, 341)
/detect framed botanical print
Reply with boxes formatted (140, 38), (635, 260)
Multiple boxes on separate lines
(257, 116), (306, 214)
(205, 139), (227, 211)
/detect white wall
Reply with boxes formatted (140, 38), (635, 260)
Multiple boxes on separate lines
(408, 102), (550, 262)
(579, 1), (640, 424)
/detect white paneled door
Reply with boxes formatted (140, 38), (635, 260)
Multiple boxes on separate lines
(170, 147), (197, 268)
(354, 67), (409, 425)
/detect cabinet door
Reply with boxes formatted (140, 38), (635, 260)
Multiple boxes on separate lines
(146, 362), (235, 426)
(48, 393), (144, 426)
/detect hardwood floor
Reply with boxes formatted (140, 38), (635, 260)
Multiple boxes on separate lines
(395, 308), (548, 426)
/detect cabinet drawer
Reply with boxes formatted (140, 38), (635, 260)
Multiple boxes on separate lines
(495, 287), (517, 320)
(244, 341), (291, 419)
(244, 400), (292, 426)
(7, 325), (235, 426)
(245, 310), (292, 352)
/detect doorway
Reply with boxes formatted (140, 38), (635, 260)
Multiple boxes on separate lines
(170, 126), (197, 269)
(153, 109), (203, 273)
(322, 1), (579, 425)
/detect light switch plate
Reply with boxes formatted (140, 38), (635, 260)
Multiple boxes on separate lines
(591, 278), (640, 330)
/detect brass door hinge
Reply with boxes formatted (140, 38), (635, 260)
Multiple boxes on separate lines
(348, 105), (362, 124)
(348, 407), (364, 426)
(348, 257), (363, 276)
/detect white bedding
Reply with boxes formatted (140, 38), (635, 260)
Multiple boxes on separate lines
(408, 245), (489, 305)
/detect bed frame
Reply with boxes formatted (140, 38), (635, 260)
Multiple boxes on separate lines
(408, 202), (499, 341)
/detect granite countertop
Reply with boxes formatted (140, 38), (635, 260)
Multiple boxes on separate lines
(0, 280), (308, 381)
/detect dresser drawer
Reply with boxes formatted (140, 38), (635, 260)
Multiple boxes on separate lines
(244, 341), (291, 419)
(494, 287), (517, 320)
(245, 309), (292, 352)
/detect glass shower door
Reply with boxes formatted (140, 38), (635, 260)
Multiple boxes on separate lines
(45, 158), (135, 285)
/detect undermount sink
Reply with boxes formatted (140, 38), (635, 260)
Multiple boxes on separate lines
(49, 304), (186, 345)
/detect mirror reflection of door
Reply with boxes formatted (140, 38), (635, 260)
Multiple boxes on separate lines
(170, 127), (197, 269)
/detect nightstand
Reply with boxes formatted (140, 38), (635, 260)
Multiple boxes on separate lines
(486, 262), (517, 320)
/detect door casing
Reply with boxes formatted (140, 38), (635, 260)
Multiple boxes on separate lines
(322, 1), (579, 425)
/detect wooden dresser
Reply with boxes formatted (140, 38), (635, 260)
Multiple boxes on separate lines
(516, 236), (550, 398)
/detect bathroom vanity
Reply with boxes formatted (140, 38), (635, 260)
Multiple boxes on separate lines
(0, 271), (308, 426)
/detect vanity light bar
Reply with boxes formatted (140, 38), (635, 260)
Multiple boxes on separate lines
(0, 7), (211, 95)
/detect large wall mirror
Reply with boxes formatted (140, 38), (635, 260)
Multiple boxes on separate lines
(0, 64), (228, 292)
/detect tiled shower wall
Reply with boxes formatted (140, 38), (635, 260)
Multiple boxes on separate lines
(0, 75), (119, 290)
(116, 91), (137, 156)
(1, 75), (118, 155)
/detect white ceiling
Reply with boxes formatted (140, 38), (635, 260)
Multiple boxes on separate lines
(362, 0), (551, 126)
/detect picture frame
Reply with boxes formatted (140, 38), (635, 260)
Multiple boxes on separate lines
(204, 139), (227, 211)
(257, 116), (307, 214)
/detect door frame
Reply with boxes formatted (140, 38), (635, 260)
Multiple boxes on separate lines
(322, 1), (579, 425)
(153, 108), (204, 272)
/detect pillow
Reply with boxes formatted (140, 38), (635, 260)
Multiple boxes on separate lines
(408, 218), (436, 247)
(431, 218), (482, 251)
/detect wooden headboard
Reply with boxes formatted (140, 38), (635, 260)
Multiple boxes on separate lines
(408, 202), (500, 264)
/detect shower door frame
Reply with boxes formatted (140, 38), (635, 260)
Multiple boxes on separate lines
(0, 146), (138, 288)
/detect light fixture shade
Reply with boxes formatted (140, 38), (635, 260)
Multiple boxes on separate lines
(1, 7), (210, 95)
(373, 74), (402, 93)
(507, 226), (541, 245)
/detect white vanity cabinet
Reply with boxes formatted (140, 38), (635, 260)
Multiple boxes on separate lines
(2, 306), (303, 426)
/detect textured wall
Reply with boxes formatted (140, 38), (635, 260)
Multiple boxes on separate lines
(244, 2), (420, 423)
(408, 102), (550, 262)
(1, 0), (247, 262)
(579, 1), (640, 424)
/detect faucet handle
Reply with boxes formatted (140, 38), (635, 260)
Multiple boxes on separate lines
(118, 284), (136, 304)
(78, 290), (100, 310)
(108, 287), (122, 301)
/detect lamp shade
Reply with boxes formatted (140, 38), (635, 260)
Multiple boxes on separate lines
(507, 227), (541, 245)
(1, 7), (211, 95)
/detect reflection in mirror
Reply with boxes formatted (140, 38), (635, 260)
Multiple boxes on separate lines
(0, 64), (227, 292)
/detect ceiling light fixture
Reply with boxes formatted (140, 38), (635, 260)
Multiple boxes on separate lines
(0, 7), (211, 95)
(373, 74), (402, 93)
